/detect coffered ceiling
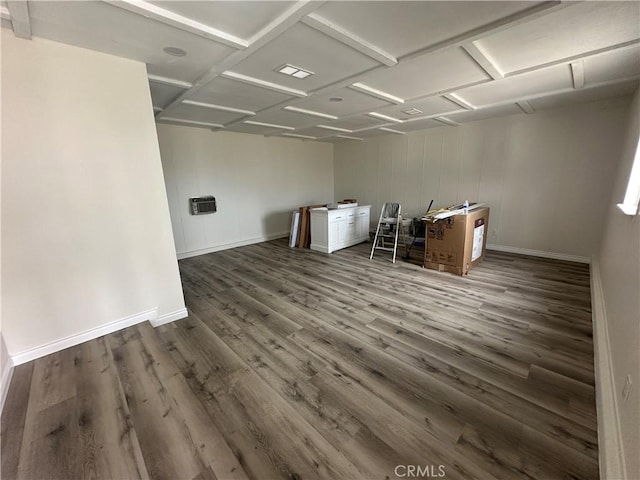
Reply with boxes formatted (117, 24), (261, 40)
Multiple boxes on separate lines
(2, 1), (639, 142)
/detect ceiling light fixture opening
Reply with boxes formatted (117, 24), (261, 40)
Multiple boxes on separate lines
(163, 46), (187, 57)
(329, 97), (343, 102)
(402, 108), (423, 116)
(276, 64), (314, 79)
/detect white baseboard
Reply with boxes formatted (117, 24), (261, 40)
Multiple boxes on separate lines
(1, 358), (15, 413)
(486, 244), (591, 264)
(10, 308), (158, 366)
(590, 257), (627, 480)
(176, 231), (289, 260)
(150, 307), (188, 327)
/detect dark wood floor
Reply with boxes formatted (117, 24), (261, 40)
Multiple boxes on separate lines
(2, 239), (599, 480)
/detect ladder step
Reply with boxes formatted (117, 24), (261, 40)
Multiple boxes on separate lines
(374, 247), (395, 252)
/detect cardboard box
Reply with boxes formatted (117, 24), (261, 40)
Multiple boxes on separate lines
(424, 207), (489, 275)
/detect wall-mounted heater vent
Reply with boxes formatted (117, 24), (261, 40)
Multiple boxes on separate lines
(190, 196), (217, 215)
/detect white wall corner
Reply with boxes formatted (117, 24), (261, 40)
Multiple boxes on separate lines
(590, 256), (627, 480)
(150, 307), (188, 327)
(1, 358), (15, 414)
(10, 308), (158, 366)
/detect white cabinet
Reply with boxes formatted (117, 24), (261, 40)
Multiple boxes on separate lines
(310, 205), (371, 254)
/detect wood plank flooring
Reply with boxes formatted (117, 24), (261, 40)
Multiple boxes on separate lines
(1, 239), (599, 479)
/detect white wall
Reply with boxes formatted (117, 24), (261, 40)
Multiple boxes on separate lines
(1, 31), (186, 361)
(0, 332), (11, 412)
(335, 97), (631, 260)
(157, 125), (334, 258)
(597, 87), (640, 480)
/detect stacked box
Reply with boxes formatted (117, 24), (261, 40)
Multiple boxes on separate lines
(424, 207), (490, 275)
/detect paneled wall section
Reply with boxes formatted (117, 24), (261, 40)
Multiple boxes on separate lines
(335, 97), (631, 259)
(158, 125), (334, 258)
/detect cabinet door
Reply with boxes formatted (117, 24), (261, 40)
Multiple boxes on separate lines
(337, 220), (348, 244)
(355, 208), (370, 239)
(328, 220), (339, 246)
(346, 220), (356, 242)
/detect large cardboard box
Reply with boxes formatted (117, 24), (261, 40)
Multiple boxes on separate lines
(424, 207), (490, 275)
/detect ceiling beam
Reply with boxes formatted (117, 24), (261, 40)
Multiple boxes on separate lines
(268, 1), (568, 107)
(462, 42), (503, 80)
(157, 118), (225, 129)
(516, 100), (536, 114)
(401, 1), (567, 62)
(378, 127), (406, 135)
(506, 39), (640, 78)
(147, 74), (193, 89)
(443, 93), (477, 110)
(6, 1), (32, 39)
(103, 0), (247, 49)
(456, 75), (640, 113)
(182, 100), (256, 116)
(349, 82), (404, 104)
(433, 117), (460, 127)
(302, 13), (397, 67)
(220, 71), (307, 97)
(158, 0), (324, 121)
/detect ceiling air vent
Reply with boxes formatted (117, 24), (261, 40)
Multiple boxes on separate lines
(190, 196), (217, 215)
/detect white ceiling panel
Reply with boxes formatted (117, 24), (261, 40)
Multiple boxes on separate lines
(163, 103), (248, 125)
(225, 122), (286, 136)
(325, 116), (387, 131)
(149, 1), (295, 40)
(288, 87), (391, 117)
(319, 136), (364, 143)
(314, 1), (542, 58)
(351, 128), (395, 138)
(446, 104), (522, 123)
(363, 47), (490, 100)
(293, 126), (346, 138)
(149, 81), (187, 109)
(188, 76), (294, 111)
(247, 110), (321, 130)
(478, 2), (640, 74)
(231, 23), (380, 92)
(454, 64), (573, 106)
(8, 1), (639, 141)
(528, 81), (639, 111)
(392, 118), (442, 132)
(582, 46), (640, 87)
(28, 1), (233, 82)
(375, 96), (462, 121)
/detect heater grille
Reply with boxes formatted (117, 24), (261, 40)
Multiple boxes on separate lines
(190, 196), (217, 215)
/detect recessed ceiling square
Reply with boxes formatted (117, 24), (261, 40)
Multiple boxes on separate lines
(477, 2), (640, 74)
(28, 1), (234, 82)
(446, 104), (522, 123)
(288, 87), (391, 117)
(528, 81), (639, 111)
(164, 102), (248, 125)
(375, 96), (462, 120)
(363, 47), (490, 100)
(188, 76), (294, 111)
(148, 1), (296, 40)
(231, 23), (380, 92)
(327, 116), (387, 131)
(453, 64), (573, 107)
(314, 1), (540, 58)
(247, 110), (320, 130)
(583, 45), (640, 87)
